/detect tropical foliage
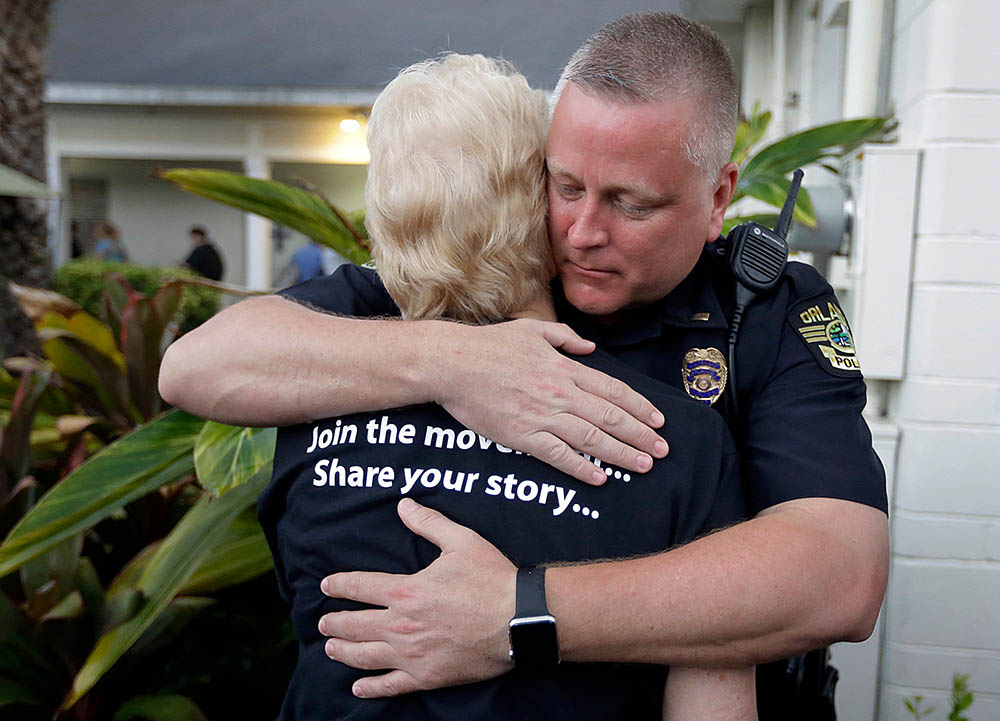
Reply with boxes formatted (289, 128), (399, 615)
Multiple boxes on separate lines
(155, 168), (371, 266)
(54, 260), (220, 335)
(0, 275), (280, 720)
(723, 103), (891, 234)
(903, 673), (975, 721)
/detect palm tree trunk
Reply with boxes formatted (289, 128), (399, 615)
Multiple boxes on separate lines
(0, 0), (54, 358)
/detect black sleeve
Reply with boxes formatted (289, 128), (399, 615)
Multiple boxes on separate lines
(277, 263), (399, 318)
(741, 280), (888, 516)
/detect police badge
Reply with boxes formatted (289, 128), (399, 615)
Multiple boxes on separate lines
(682, 348), (728, 406)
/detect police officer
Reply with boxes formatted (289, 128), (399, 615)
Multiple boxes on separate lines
(159, 12), (889, 719)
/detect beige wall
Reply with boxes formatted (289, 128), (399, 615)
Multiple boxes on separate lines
(62, 157), (247, 282)
(50, 105), (371, 288)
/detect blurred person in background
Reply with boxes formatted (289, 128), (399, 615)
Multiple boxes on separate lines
(276, 240), (326, 289)
(183, 225), (224, 281)
(92, 220), (128, 262)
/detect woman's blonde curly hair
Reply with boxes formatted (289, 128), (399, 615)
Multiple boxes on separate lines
(365, 53), (552, 324)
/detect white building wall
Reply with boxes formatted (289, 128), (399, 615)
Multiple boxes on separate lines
(880, 1), (1000, 719)
(61, 157), (248, 283)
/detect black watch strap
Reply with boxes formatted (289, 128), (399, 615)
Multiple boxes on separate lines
(509, 566), (559, 669)
(515, 566), (548, 617)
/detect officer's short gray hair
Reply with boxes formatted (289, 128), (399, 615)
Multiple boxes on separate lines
(553, 11), (739, 178)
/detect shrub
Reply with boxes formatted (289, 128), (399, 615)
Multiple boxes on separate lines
(55, 259), (220, 333)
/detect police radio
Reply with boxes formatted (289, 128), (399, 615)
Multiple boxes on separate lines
(724, 168), (803, 417)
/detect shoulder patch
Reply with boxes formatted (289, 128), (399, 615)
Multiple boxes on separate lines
(787, 297), (862, 377)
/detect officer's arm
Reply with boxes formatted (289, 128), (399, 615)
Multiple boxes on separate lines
(318, 495), (887, 697)
(158, 294), (667, 483)
(547, 497), (888, 665)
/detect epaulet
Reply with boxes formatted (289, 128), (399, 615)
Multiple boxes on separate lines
(781, 260), (836, 301)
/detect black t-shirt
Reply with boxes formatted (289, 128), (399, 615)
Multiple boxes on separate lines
(260, 271), (744, 721)
(185, 242), (224, 281)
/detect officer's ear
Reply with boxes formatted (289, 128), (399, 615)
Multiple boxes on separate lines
(706, 161), (739, 242)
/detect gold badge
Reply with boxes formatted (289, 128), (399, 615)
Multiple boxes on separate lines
(682, 348), (728, 406)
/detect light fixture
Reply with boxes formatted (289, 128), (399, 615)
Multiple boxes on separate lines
(340, 118), (361, 133)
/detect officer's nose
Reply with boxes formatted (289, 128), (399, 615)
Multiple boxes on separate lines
(566, 197), (610, 249)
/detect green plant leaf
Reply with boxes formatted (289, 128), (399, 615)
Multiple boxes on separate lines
(37, 316), (135, 425)
(179, 509), (273, 594)
(8, 281), (83, 324)
(156, 168), (371, 266)
(730, 103), (772, 167)
(40, 590), (84, 621)
(49, 310), (123, 367)
(0, 590), (59, 706)
(0, 675), (45, 709)
(19, 532), (83, 600)
(109, 510), (272, 597)
(0, 409), (203, 578)
(113, 694), (208, 721)
(74, 556), (105, 611)
(948, 672), (973, 720)
(193, 421), (275, 496)
(62, 466), (271, 709)
(108, 543), (160, 596)
(125, 597), (214, 660)
(1, 366), (52, 492)
(738, 179), (817, 227)
(101, 274), (130, 342)
(742, 117), (889, 179)
(118, 277), (183, 420)
(99, 589), (143, 636)
(721, 214), (780, 236)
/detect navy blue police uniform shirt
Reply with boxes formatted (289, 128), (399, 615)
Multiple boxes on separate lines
(258, 265), (745, 721)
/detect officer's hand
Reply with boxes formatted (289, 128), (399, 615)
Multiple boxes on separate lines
(318, 499), (515, 697)
(430, 318), (667, 485)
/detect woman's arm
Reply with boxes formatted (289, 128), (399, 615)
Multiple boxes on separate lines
(663, 666), (757, 721)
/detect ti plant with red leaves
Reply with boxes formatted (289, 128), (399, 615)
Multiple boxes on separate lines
(0, 275), (278, 720)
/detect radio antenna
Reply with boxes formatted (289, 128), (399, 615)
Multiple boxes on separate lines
(774, 168), (804, 239)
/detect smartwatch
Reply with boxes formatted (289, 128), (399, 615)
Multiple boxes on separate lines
(508, 566), (560, 670)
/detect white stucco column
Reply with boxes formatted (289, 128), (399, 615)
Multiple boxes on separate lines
(771, 0), (789, 135)
(243, 154), (272, 290)
(44, 119), (64, 267)
(842, 0), (887, 117)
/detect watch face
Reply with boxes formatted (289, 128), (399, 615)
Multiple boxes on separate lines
(509, 616), (560, 669)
